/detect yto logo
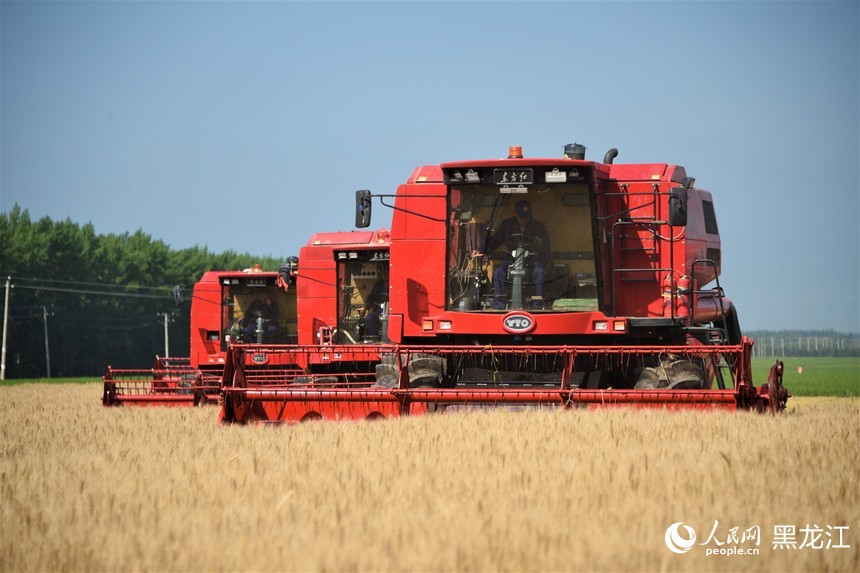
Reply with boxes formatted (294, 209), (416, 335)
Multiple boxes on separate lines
(502, 313), (535, 334)
(251, 353), (268, 365)
(665, 522), (697, 554)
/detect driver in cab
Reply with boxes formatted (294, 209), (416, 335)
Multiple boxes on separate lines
(485, 200), (549, 309)
(242, 291), (279, 342)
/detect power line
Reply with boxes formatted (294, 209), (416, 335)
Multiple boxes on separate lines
(93, 324), (162, 332)
(12, 284), (172, 299)
(9, 276), (180, 292)
(55, 309), (169, 324)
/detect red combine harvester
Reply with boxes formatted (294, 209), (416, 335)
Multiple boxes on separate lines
(221, 144), (789, 423)
(102, 264), (298, 406)
(103, 228), (393, 407)
(229, 228), (394, 380)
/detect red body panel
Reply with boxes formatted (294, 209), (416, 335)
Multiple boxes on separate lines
(190, 269), (283, 370)
(297, 229), (391, 347)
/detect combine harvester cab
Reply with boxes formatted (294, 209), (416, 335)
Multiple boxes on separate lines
(103, 263), (299, 407)
(221, 229), (396, 421)
(221, 144), (789, 423)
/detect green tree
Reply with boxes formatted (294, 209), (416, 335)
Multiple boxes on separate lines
(0, 206), (292, 378)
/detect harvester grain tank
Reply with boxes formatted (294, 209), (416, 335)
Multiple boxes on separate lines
(220, 144), (788, 422)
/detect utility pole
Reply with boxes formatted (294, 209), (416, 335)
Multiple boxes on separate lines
(43, 306), (51, 379)
(159, 312), (170, 358)
(1, 277), (10, 381)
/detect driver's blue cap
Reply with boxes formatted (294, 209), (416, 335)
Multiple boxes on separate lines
(515, 200), (531, 218)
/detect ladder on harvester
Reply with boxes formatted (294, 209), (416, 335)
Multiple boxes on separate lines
(603, 183), (674, 316)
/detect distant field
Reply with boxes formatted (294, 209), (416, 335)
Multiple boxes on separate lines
(0, 376), (95, 386)
(752, 356), (859, 397)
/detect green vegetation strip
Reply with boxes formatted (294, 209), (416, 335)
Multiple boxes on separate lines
(1, 377), (96, 386)
(752, 356), (859, 397)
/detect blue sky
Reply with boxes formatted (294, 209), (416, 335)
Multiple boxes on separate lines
(2, 0), (858, 332)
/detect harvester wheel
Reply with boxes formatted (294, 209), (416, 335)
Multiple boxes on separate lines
(408, 354), (446, 388)
(375, 354), (399, 388)
(375, 353), (446, 388)
(634, 360), (706, 390)
(634, 367), (662, 389)
(665, 360), (707, 389)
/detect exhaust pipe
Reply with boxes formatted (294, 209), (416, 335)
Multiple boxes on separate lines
(604, 148), (619, 164)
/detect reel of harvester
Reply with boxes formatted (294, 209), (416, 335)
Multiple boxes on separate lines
(102, 356), (219, 407)
(220, 338), (788, 424)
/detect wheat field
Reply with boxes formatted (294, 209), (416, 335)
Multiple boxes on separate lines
(0, 384), (857, 572)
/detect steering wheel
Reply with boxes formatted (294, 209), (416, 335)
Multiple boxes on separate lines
(504, 233), (537, 251)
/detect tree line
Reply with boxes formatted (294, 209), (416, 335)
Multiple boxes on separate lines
(0, 206), (288, 379)
(3, 207), (856, 378)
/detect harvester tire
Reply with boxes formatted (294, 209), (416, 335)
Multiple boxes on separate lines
(375, 353), (445, 388)
(634, 367), (662, 389)
(375, 354), (399, 388)
(665, 360), (707, 389)
(408, 354), (446, 388)
(634, 360), (706, 390)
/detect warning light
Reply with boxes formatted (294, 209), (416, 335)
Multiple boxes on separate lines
(508, 146), (523, 159)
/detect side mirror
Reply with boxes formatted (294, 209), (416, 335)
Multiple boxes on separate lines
(355, 190), (372, 228)
(278, 257), (298, 287)
(172, 285), (184, 307)
(668, 187), (688, 227)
